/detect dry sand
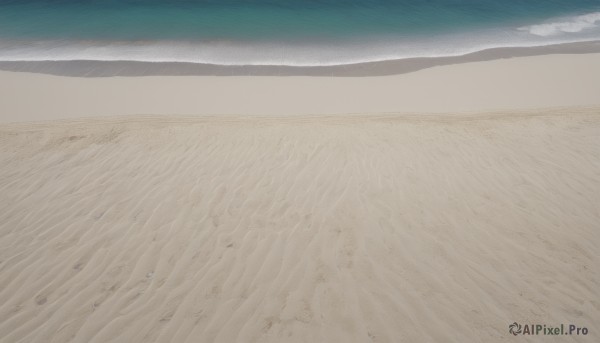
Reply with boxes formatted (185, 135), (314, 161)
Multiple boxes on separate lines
(1, 108), (599, 342)
(1, 53), (600, 123)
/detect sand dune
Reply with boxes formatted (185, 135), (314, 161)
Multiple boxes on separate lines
(1, 108), (599, 342)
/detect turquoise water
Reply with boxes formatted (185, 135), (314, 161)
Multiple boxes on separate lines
(1, 0), (599, 65)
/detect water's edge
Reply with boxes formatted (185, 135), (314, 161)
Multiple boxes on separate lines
(1, 40), (599, 77)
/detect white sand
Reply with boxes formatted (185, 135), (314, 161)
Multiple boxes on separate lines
(1, 53), (600, 123)
(1, 108), (599, 342)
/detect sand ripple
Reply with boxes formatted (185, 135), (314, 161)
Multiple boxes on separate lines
(0, 109), (599, 342)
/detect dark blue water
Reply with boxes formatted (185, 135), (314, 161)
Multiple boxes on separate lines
(1, 0), (599, 65)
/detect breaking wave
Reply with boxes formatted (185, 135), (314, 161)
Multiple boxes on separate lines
(519, 12), (600, 37)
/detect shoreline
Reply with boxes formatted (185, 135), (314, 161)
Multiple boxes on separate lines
(1, 52), (600, 122)
(0, 40), (599, 77)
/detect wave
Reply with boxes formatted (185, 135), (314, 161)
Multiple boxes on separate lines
(519, 12), (600, 37)
(1, 12), (599, 67)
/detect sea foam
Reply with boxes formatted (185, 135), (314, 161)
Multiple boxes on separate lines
(520, 12), (600, 37)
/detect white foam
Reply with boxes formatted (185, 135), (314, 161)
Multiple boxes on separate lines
(520, 12), (600, 37)
(0, 38), (518, 66)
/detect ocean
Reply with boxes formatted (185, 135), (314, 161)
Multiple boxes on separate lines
(0, 0), (599, 66)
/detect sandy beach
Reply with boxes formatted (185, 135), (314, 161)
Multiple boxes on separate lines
(1, 51), (600, 343)
(1, 108), (599, 342)
(1, 52), (600, 122)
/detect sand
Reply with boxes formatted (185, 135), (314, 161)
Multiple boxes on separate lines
(1, 53), (600, 123)
(1, 108), (599, 342)
(1, 51), (600, 342)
